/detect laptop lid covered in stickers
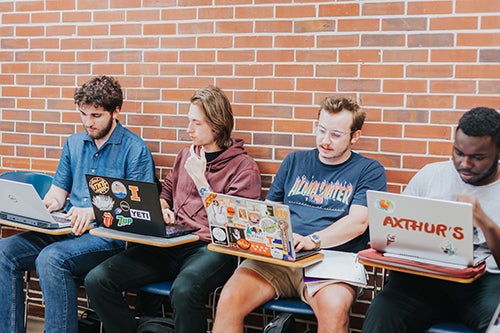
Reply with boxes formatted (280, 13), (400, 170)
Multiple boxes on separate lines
(367, 190), (489, 268)
(203, 192), (317, 261)
(86, 175), (199, 238)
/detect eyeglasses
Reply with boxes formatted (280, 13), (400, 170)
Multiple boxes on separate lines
(315, 124), (353, 140)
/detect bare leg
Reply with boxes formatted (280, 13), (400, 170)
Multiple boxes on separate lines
(306, 282), (356, 333)
(212, 268), (276, 333)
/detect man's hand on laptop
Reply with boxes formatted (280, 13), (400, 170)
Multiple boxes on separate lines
(293, 233), (317, 252)
(66, 207), (94, 236)
(162, 208), (175, 224)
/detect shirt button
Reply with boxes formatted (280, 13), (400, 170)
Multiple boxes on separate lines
(91, 169), (95, 173)
(94, 153), (98, 157)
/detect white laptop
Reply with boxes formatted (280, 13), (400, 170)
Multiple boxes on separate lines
(203, 192), (318, 262)
(0, 179), (71, 229)
(367, 190), (489, 268)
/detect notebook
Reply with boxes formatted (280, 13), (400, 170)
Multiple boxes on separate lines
(86, 175), (199, 238)
(367, 190), (490, 268)
(0, 179), (71, 229)
(203, 192), (319, 262)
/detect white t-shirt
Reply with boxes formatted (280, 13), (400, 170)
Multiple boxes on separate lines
(404, 160), (500, 271)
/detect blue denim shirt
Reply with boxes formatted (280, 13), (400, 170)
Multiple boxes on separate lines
(52, 121), (156, 210)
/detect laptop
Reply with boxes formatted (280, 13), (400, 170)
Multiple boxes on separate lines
(367, 190), (490, 268)
(0, 179), (71, 229)
(203, 192), (319, 262)
(86, 175), (199, 238)
(487, 302), (500, 333)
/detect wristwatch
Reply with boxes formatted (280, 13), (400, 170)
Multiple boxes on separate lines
(309, 234), (321, 250)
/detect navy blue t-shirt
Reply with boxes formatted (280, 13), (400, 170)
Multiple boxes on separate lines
(266, 149), (386, 252)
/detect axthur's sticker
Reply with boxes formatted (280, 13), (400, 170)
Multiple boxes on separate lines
(88, 177), (110, 194)
(111, 181), (127, 199)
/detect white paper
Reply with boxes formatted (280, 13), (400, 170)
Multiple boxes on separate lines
(303, 250), (368, 296)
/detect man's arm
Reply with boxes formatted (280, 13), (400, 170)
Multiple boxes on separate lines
(43, 184), (69, 212)
(293, 204), (368, 252)
(458, 194), (500, 268)
(43, 184), (94, 236)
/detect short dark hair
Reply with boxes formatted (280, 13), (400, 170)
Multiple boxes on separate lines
(190, 86), (234, 150)
(74, 75), (123, 113)
(318, 96), (366, 133)
(457, 107), (500, 148)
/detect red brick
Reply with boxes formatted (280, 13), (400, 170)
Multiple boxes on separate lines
(317, 35), (359, 47)
(383, 80), (427, 93)
(363, 123), (403, 138)
(319, 3), (360, 16)
(430, 80), (475, 94)
(361, 65), (404, 78)
(408, 33), (454, 47)
(407, 95), (453, 109)
(275, 35), (314, 48)
(275, 64), (314, 77)
(216, 77), (253, 90)
(479, 80), (500, 94)
(457, 96), (500, 110)
(275, 92), (313, 105)
(458, 33), (500, 47)
(403, 156), (448, 170)
(339, 50), (381, 63)
(431, 49), (477, 62)
(256, 78), (294, 91)
(405, 124), (452, 140)
(383, 109), (429, 123)
(316, 64), (358, 78)
(256, 20), (293, 33)
(407, 65), (453, 78)
(235, 36), (273, 48)
(408, 1), (452, 15)
(383, 49), (428, 62)
(481, 16), (500, 29)
(430, 16), (478, 30)
(361, 34), (405, 47)
(456, 65), (500, 78)
(456, 0), (500, 13)
(362, 2), (405, 15)
(382, 18), (427, 31)
(381, 138), (427, 154)
(276, 5), (316, 18)
(295, 20), (335, 33)
(338, 79), (380, 92)
(338, 19), (379, 32)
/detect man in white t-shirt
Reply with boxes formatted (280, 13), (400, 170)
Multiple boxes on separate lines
(363, 107), (500, 333)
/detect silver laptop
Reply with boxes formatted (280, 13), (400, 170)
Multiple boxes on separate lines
(0, 179), (71, 229)
(203, 192), (318, 261)
(367, 190), (489, 268)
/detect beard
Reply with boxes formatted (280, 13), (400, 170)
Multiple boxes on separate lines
(86, 118), (114, 140)
(459, 161), (498, 186)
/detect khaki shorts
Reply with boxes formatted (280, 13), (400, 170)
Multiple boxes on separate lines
(238, 259), (305, 300)
(238, 259), (363, 302)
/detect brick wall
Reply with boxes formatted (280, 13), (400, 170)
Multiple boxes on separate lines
(0, 0), (498, 331)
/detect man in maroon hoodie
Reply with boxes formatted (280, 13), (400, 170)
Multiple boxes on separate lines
(84, 86), (262, 333)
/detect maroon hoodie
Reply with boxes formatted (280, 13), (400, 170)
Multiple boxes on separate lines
(160, 138), (262, 242)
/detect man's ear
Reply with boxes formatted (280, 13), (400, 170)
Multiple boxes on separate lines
(112, 106), (121, 120)
(350, 129), (362, 145)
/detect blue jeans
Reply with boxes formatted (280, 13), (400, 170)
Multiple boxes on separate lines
(362, 271), (500, 333)
(0, 231), (125, 333)
(85, 241), (237, 333)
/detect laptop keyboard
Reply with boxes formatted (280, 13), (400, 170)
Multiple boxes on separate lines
(51, 212), (71, 224)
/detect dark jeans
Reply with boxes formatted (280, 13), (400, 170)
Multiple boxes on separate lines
(84, 241), (236, 333)
(362, 271), (500, 333)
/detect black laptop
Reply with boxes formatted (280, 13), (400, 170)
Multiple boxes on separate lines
(86, 175), (199, 238)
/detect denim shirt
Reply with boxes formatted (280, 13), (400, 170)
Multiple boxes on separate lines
(52, 121), (156, 210)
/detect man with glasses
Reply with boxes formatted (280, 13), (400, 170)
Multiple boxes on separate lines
(211, 96), (387, 333)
